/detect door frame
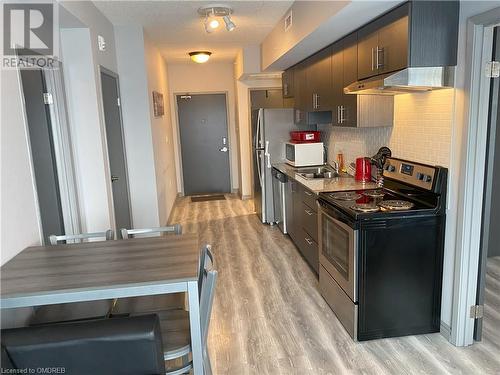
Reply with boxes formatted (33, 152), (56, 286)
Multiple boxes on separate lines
(451, 8), (500, 347)
(98, 66), (133, 231)
(16, 52), (81, 243)
(173, 91), (233, 196)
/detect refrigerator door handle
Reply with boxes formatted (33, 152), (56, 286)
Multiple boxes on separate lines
(264, 141), (271, 169)
(255, 109), (263, 149)
(255, 150), (264, 187)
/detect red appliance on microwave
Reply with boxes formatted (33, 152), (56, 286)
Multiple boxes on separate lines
(290, 131), (321, 143)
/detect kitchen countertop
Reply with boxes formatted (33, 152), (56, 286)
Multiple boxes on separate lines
(273, 163), (378, 194)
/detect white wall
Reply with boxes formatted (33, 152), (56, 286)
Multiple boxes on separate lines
(60, 28), (112, 233)
(59, 1), (119, 234)
(0, 69), (43, 265)
(114, 26), (160, 229)
(144, 33), (178, 225)
(167, 62), (239, 194)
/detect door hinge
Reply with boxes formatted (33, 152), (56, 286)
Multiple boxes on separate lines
(43, 92), (53, 105)
(485, 61), (500, 78)
(117, 97), (121, 106)
(470, 305), (484, 319)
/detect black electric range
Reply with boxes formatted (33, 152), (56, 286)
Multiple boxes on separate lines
(317, 157), (448, 341)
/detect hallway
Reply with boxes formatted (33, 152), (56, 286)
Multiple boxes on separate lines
(169, 195), (500, 375)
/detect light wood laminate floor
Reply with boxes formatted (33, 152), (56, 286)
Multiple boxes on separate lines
(169, 195), (500, 375)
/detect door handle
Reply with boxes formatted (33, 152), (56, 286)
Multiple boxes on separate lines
(111, 175), (119, 182)
(305, 209), (314, 216)
(219, 146), (229, 152)
(264, 141), (271, 169)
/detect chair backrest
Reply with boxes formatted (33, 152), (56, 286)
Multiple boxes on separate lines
(120, 224), (182, 239)
(49, 229), (114, 245)
(200, 269), (217, 347)
(198, 245), (217, 346)
(198, 244), (214, 295)
(1, 314), (165, 374)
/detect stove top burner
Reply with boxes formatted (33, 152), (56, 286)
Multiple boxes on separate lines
(350, 203), (381, 213)
(379, 200), (415, 211)
(362, 190), (385, 198)
(329, 192), (362, 201)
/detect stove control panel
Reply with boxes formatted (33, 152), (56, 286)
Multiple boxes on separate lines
(383, 158), (437, 190)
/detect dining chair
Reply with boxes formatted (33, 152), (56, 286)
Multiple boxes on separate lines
(158, 245), (217, 375)
(111, 225), (185, 315)
(49, 229), (114, 245)
(30, 230), (115, 326)
(120, 224), (182, 239)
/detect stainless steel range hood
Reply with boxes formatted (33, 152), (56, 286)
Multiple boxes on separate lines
(344, 67), (455, 95)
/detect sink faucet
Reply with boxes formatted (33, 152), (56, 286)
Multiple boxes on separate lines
(330, 161), (340, 173)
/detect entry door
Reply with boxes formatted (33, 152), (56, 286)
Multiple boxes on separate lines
(177, 94), (231, 195)
(475, 27), (500, 341)
(20, 69), (65, 243)
(100, 69), (132, 231)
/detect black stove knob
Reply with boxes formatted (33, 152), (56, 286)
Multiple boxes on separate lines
(424, 175), (432, 183)
(388, 165), (396, 172)
(417, 173), (424, 180)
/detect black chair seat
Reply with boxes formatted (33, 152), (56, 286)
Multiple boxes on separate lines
(30, 300), (113, 326)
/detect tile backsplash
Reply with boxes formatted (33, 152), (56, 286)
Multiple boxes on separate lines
(319, 89), (455, 168)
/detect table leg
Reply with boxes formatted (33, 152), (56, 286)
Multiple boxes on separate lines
(187, 280), (204, 375)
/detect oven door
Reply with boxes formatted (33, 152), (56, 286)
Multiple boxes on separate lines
(318, 204), (357, 302)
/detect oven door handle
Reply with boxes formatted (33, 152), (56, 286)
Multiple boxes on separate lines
(318, 201), (356, 231)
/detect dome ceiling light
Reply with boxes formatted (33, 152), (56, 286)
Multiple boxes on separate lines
(198, 4), (236, 33)
(189, 51), (212, 64)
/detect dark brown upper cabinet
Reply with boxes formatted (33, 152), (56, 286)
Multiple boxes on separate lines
(250, 89), (286, 109)
(282, 67), (294, 98)
(304, 46), (333, 112)
(332, 33), (394, 128)
(357, 1), (458, 80)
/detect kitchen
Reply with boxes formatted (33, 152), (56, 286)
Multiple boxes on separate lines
(2, 0), (500, 373)
(251, 0), (487, 346)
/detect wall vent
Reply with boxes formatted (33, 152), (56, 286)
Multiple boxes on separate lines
(284, 10), (292, 32)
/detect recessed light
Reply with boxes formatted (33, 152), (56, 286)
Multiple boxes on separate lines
(189, 51), (212, 64)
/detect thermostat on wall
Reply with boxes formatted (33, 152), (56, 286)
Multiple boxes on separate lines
(98, 35), (106, 51)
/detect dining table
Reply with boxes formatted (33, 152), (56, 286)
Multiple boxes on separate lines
(0, 234), (205, 375)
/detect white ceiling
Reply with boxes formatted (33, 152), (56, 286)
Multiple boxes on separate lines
(94, 1), (294, 63)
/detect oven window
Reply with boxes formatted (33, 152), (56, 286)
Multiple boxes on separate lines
(285, 144), (295, 162)
(322, 213), (350, 279)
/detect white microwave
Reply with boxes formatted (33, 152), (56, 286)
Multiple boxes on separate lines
(285, 142), (324, 167)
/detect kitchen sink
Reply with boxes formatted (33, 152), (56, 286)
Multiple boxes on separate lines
(297, 166), (339, 179)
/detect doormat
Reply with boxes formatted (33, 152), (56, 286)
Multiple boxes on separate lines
(191, 194), (226, 202)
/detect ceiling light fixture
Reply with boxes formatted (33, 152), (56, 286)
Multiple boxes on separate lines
(198, 4), (236, 33)
(222, 15), (236, 32)
(189, 51), (212, 64)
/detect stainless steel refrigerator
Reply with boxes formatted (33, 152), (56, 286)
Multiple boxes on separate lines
(252, 108), (295, 224)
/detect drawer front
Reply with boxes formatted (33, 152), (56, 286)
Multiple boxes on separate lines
(302, 202), (318, 243)
(319, 266), (357, 340)
(299, 228), (319, 274)
(302, 188), (317, 210)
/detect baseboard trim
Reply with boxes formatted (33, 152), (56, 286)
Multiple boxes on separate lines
(440, 321), (451, 341)
(241, 195), (252, 201)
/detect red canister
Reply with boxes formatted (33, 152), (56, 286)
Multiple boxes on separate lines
(355, 157), (372, 182)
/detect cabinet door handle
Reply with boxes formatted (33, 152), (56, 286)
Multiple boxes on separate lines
(376, 46), (384, 69)
(340, 105), (345, 124)
(337, 106), (340, 124)
(305, 237), (313, 245)
(371, 47), (375, 71)
(304, 190), (313, 196)
(305, 209), (314, 216)
(284, 83), (288, 96)
(316, 94), (320, 109)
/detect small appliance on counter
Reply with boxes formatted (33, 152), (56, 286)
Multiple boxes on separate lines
(355, 157), (372, 182)
(285, 142), (324, 167)
(290, 130), (321, 143)
(317, 157), (448, 341)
